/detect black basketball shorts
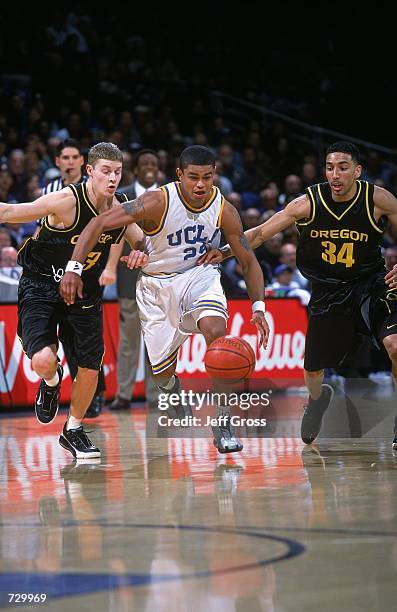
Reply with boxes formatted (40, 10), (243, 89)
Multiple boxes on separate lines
(17, 275), (104, 370)
(304, 273), (397, 371)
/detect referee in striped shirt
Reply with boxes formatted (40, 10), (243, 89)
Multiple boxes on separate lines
(41, 138), (86, 195)
(40, 138), (105, 418)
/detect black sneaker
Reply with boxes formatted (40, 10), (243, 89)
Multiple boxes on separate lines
(85, 391), (105, 418)
(392, 416), (397, 451)
(59, 422), (101, 459)
(301, 384), (334, 445)
(108, 396), (131, 411)
(35, 364), (64, 425)
(212, 413), (243, 454)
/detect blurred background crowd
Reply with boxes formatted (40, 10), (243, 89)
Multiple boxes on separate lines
(1, 6), (397, 384)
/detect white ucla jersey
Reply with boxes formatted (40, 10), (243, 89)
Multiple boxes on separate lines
(142, 181), (225, 276)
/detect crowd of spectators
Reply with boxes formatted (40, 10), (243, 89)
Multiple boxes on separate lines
(1, 8), (397, 381)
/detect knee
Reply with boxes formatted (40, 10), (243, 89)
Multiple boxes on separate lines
(383, 336), (397, 362)
(78, 367), (99, 381)
(32, 348), (57, 374)
(199, 318), (226, 346)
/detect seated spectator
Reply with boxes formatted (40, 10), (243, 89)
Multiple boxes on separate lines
(7, 149), (29, 201)
(0, 227), (13, 249)
(259, 209), (275, 222)
(227, 192), (242, 213)
(282, 223), (300, 246)
(301, 161), (320, 188)
(279, 242), (309, 288)
(259, 181), (280, 212)
(241, 208), (261, 230)
(252, 231), (284, 285)
(4, 218), (36, 247)
(0, 168), (14, 202)
(0, 246), (20, 301)
(221, 258), (247, 297)
(217, 143), (243, 185)
(0, 246), (22, 280)
(278, 174), (303, 208)
(268, 264), (310, 306)
(361, 150), (396, 187)
(214, 159), (233, 196)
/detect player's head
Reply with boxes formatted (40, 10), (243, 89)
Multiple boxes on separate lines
(55, 138), (84, 182)
(134, 148), (159, 188)
(325, 141), (362, 198)
(86, 142), (123, 196)
(176, 145), (216, 206)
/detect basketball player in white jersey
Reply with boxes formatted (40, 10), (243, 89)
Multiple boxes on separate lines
(60, 145), (269, 453)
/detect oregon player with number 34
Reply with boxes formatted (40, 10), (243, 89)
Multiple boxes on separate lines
(0, 142), (143, 459)
(199, 141), (397, 449)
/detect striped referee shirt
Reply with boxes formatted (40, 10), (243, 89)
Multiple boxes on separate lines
(41, 175), (88, 195)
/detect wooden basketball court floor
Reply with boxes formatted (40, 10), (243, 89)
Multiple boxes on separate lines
(0, 382), (396, 611)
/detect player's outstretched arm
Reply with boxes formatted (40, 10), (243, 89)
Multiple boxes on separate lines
(60, 190), (163, 304)
(198, 194), (311, 265)
(220, 202), (269, 348)
(0, 189), (75, 224)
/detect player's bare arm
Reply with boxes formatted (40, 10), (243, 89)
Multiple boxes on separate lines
(60, 190), (164, 304)
(0, 189), (76, 225)
(120, 223), (149, 269)
(99, 240), (125, 286)
(374, 186), (397, 286)
(199, 194), (311, 265)
(221, 202), (269, 348)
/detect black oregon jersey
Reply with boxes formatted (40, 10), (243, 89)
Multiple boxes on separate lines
(18, 182), (127, 293)
(296, 180), (385, 284)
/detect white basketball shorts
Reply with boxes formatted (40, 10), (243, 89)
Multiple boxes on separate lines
(136, 265), (228, 375)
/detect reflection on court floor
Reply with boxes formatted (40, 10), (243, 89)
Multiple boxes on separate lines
(0, 387), (396, 611)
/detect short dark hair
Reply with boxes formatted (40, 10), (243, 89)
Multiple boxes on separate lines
(326, 141), (361, 165)
(56, 138), (82, 156)
(88, 142), (123, 166)
(179, 145), (216, 169)
(134, 148), (159, 166)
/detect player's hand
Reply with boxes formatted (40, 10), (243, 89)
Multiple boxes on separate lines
(120, 250), (148, 269)
(99, 269), (116, 286)
(60, 272), (84, 305)
(251, 311), (269, 349)
(385, 264), (397, 287)
(197, 248), (223, 265)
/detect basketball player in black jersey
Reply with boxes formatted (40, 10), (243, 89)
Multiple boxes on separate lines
(199, 141), (397, 450)
(0, 142), (143, 459)
(39, 139), (111, 419)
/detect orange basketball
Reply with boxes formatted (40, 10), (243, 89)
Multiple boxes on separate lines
(204, 335), (256, 380)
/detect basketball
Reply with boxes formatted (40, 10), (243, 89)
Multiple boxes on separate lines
(204, 335), (256, 380)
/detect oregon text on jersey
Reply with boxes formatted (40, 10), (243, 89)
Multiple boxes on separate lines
(296, 180), (384, 282)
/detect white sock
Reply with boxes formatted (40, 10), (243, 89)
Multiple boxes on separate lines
(158, 375), (176, 391)
(216, 405), (230, 418)
(67, 415), (82, 430)
(44, 372), (59, 387)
